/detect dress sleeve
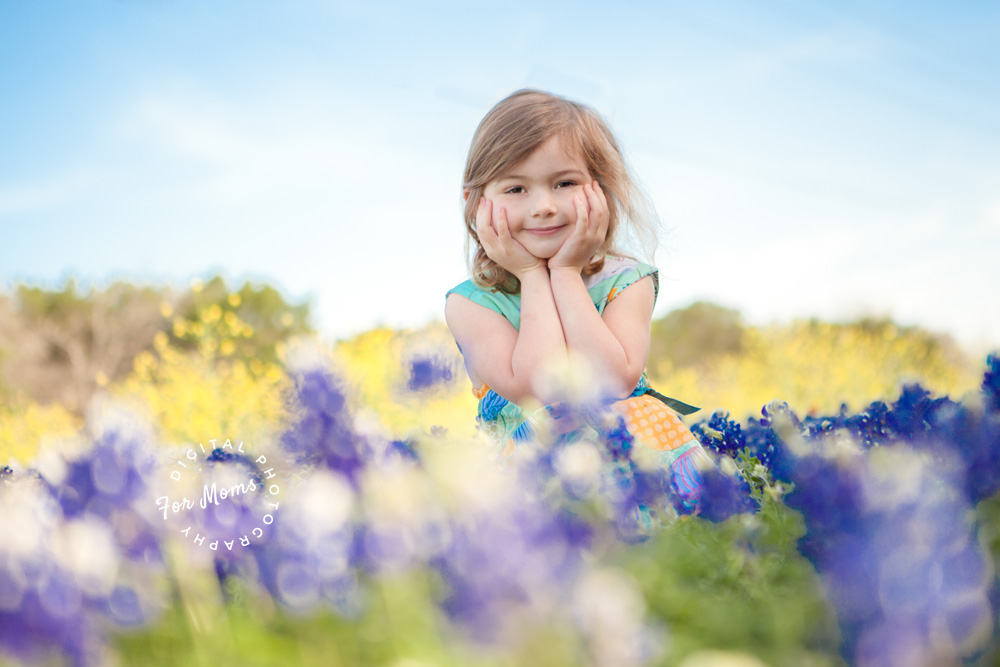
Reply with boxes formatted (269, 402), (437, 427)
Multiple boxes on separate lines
(446, 279), (523, 330)
(590, 259), (658, 315)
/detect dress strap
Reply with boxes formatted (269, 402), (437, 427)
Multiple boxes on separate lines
(643, 388), (700, 415)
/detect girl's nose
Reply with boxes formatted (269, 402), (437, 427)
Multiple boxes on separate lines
(531, 191), (558, 217)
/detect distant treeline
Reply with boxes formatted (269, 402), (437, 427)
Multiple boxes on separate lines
(0, 277), (310, 414)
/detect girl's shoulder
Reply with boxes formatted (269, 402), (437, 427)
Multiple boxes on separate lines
(446, 279), (522, 328)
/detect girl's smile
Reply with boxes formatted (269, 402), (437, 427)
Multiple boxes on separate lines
(482, 135), (591, 259)
(525, 224), (567, 235)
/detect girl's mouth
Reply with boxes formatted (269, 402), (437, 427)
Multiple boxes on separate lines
(526, 225), (565, 235)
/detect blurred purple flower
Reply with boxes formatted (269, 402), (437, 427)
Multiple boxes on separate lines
(46, 423), (156, 522)
(0, 484), (122, 666)
(250, 470), (362, 616)
(758, 377), (997, 665)
(695, 467), (755, 523)
(407, 355), (453, 392)
(282, 366), (368, 485)
(433, 500), (592, 641)
(984, 353), (1000, 413)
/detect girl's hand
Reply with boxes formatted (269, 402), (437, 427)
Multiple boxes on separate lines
(477, 197), (546, 279)
(548, 181), (609, 272)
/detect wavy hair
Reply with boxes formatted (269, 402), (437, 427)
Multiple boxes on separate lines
(462, 89), (659, 293)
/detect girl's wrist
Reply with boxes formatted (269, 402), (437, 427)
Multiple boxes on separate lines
(548, 265), (585, 280)
(516, 263), (549, 282)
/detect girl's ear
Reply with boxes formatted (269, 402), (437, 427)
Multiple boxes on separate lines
(463, 189), (471, 203)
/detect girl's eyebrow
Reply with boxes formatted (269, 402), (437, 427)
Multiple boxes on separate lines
(498, 168), (588, 182)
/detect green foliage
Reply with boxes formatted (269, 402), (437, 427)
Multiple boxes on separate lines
(108, 499), (842, 667)
(650, 301), (744, 370)
(169, 276), (312, 366)
(0, 276), (312, 416)
(116, 570), (582, 667)
(734, 448), (773, 503)
(616, 498), (842, 666)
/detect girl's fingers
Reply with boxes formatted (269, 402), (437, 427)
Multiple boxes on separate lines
(592, 180), (608, 210)
(496, 206), (509, 238)
(479, 199), (493, 233)
(474, 196), (485, 225)
(486, 198), (496, 233)
(587, 182), (609, 238)
(574, 194), (589, 230)
(586, 183), (607, 227)
(583, 183), (595, 215)
(476, 198), (499, 248)
(583, 184), (597, 231)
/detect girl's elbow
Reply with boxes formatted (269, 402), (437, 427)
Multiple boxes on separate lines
(500, 377), (563, 408)
(492, 375), (542, 408)
(606, 366), (644, 400)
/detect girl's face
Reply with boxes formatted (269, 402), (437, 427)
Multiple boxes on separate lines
(482, 135), (593, 260)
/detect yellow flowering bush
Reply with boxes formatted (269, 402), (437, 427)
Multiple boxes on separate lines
(0, 395), (80, 465)
(651, 319), (980, 419)
(115, 303), (289, 447)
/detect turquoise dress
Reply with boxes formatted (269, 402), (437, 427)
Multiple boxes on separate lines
(446, 257), (711, 501)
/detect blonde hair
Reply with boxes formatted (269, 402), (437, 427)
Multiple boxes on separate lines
(462, 89), (659, 293)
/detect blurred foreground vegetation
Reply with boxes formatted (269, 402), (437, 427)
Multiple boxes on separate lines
(0, 277), (995, 667)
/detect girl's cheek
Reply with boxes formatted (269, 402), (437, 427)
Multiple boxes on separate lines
(560, 190), (580, 209)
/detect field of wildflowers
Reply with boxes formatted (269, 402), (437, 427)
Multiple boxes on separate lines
(0, 288), (997, 666)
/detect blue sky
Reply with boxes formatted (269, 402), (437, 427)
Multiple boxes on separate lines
(2, 1), (998, 353)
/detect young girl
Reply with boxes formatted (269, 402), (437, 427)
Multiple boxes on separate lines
(445, 89), (712, 505)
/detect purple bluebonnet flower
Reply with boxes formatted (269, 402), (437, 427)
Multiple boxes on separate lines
(843, 401), (893, 449)
(757, 376), (997, 666)
(187, 451), (275, 562)
(887, 384), (946, 441)
(695, 466), (755, 523)
(251, 469), (362, 616)
(691, 411), (746, 459)
(785, 453), (867, 558)
(98, 585), (147, 627)
(352, 454), (456, 575)
(282, 365), (368, 486)
(34, 404), (165, 596)
(602, 461), (657, 542)
(545, 401), (681, 540)
(591, 413), (634, 462)
(433, 496), (592, 641)
(385, 438), (420, 463)
(45, 419), (157, 524)
(0, 483), (119, 666)
(984, 353), (1000, 413)
(407, 355), (454, 392)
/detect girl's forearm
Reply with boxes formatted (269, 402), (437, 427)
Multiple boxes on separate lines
(511, 267), (568, 403)
(548, 267), (638, 398)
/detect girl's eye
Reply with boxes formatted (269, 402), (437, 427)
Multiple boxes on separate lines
(556, 181), (577, 189)
(504, 186), (525, 194)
